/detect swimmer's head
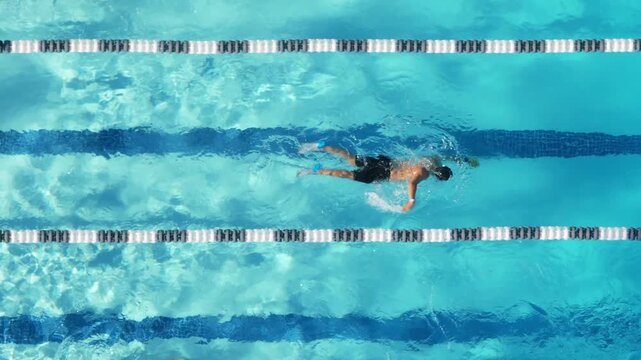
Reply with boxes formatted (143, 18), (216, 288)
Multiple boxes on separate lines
(432, 166), (452, 181)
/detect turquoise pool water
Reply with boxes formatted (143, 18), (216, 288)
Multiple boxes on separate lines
(1, 0), (641, 358)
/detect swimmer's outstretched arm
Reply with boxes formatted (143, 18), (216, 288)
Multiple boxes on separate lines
(437, 155), (480, 167)
(401, 177), (420, 212)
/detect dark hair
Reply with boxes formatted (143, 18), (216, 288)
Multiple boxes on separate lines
(433, 166), (452, 181)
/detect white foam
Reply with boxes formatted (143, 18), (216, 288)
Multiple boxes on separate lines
(297, 168), (314, 177)
(365, 192), (403, 213)
(298, 142), (321, 154)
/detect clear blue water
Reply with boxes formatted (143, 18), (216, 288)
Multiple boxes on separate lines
(1, 0), (641, 358)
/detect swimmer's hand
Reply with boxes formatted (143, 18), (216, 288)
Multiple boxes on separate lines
(464, 156), (480, 167)
(401, 201), (415, 212)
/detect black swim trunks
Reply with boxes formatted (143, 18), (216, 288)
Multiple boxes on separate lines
(353, 155), (392, 183)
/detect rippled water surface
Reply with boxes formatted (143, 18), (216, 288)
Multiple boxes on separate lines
(1, 0), (641, 359)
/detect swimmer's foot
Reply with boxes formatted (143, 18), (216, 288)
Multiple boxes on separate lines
(299, 140), (327, 154)
(297, 163), (322, 176)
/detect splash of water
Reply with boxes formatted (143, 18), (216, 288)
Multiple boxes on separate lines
(365, 192), (403, 213)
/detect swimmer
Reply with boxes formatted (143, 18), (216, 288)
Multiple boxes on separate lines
(298, 141), (479, 212)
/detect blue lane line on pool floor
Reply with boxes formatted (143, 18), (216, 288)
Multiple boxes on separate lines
(0, 126), (639, 158)
(0, 305), (599, 345)
(2, 303), (637, 345)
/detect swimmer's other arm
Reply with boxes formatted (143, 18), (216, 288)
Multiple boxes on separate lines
(401, 177), (419, 212)
(442, 155), (480, 167)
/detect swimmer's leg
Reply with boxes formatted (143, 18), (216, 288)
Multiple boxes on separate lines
(300, 141), (357, 166)
(321, 146), (357, 166)
(297, 166), (354, 179)
(298, 164), (354, 179)
(317, 169), (355, 180)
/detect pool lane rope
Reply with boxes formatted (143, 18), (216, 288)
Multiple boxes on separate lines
(0, 227), (637, 243)
(0, 38), (640, 55)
